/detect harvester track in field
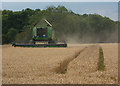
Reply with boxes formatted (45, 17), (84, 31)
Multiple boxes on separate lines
(56, 47), (87, 74)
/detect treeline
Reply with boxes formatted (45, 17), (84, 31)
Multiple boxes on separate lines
(2, 6), (118, 44)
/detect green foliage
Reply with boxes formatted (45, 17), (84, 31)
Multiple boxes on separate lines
(60, 68), (67, 74)
(2, 28), (18, 44)
(98, 47), (105, 71)
(2, 34), (8, 44)
(15, 29), (32, 43)
(7, 28), (18, 42)
(2, 6), (118, 44)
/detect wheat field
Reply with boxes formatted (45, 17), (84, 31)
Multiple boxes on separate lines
(2, 43), (118, 84)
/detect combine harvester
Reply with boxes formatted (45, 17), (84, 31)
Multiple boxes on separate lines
(12, 19), (67, 47)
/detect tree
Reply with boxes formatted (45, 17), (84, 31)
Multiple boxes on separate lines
(15, 29), (32, 43)
(2, 6), (118, 44)
(7, 28), (18, 43)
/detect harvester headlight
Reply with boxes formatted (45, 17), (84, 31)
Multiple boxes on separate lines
(42, 35), (46, 38)
(33, 36), (36, 38)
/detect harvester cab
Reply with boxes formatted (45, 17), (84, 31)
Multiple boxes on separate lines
(32, 19), (56, 44)
(12, 19), (67, 47)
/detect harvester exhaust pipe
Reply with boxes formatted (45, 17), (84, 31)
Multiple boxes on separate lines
(44, 19), (52, 27)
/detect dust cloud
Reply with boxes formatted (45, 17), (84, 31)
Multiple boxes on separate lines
(61, 28), (118, 44)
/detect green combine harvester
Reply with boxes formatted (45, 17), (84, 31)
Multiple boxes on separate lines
(12, 19), (67, 47)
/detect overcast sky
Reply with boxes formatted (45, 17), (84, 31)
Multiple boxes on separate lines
(2, 2), (118, 21)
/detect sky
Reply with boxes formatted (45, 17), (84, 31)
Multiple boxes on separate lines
(2, 2), (118, 21)
(1, 0), (120, 2)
